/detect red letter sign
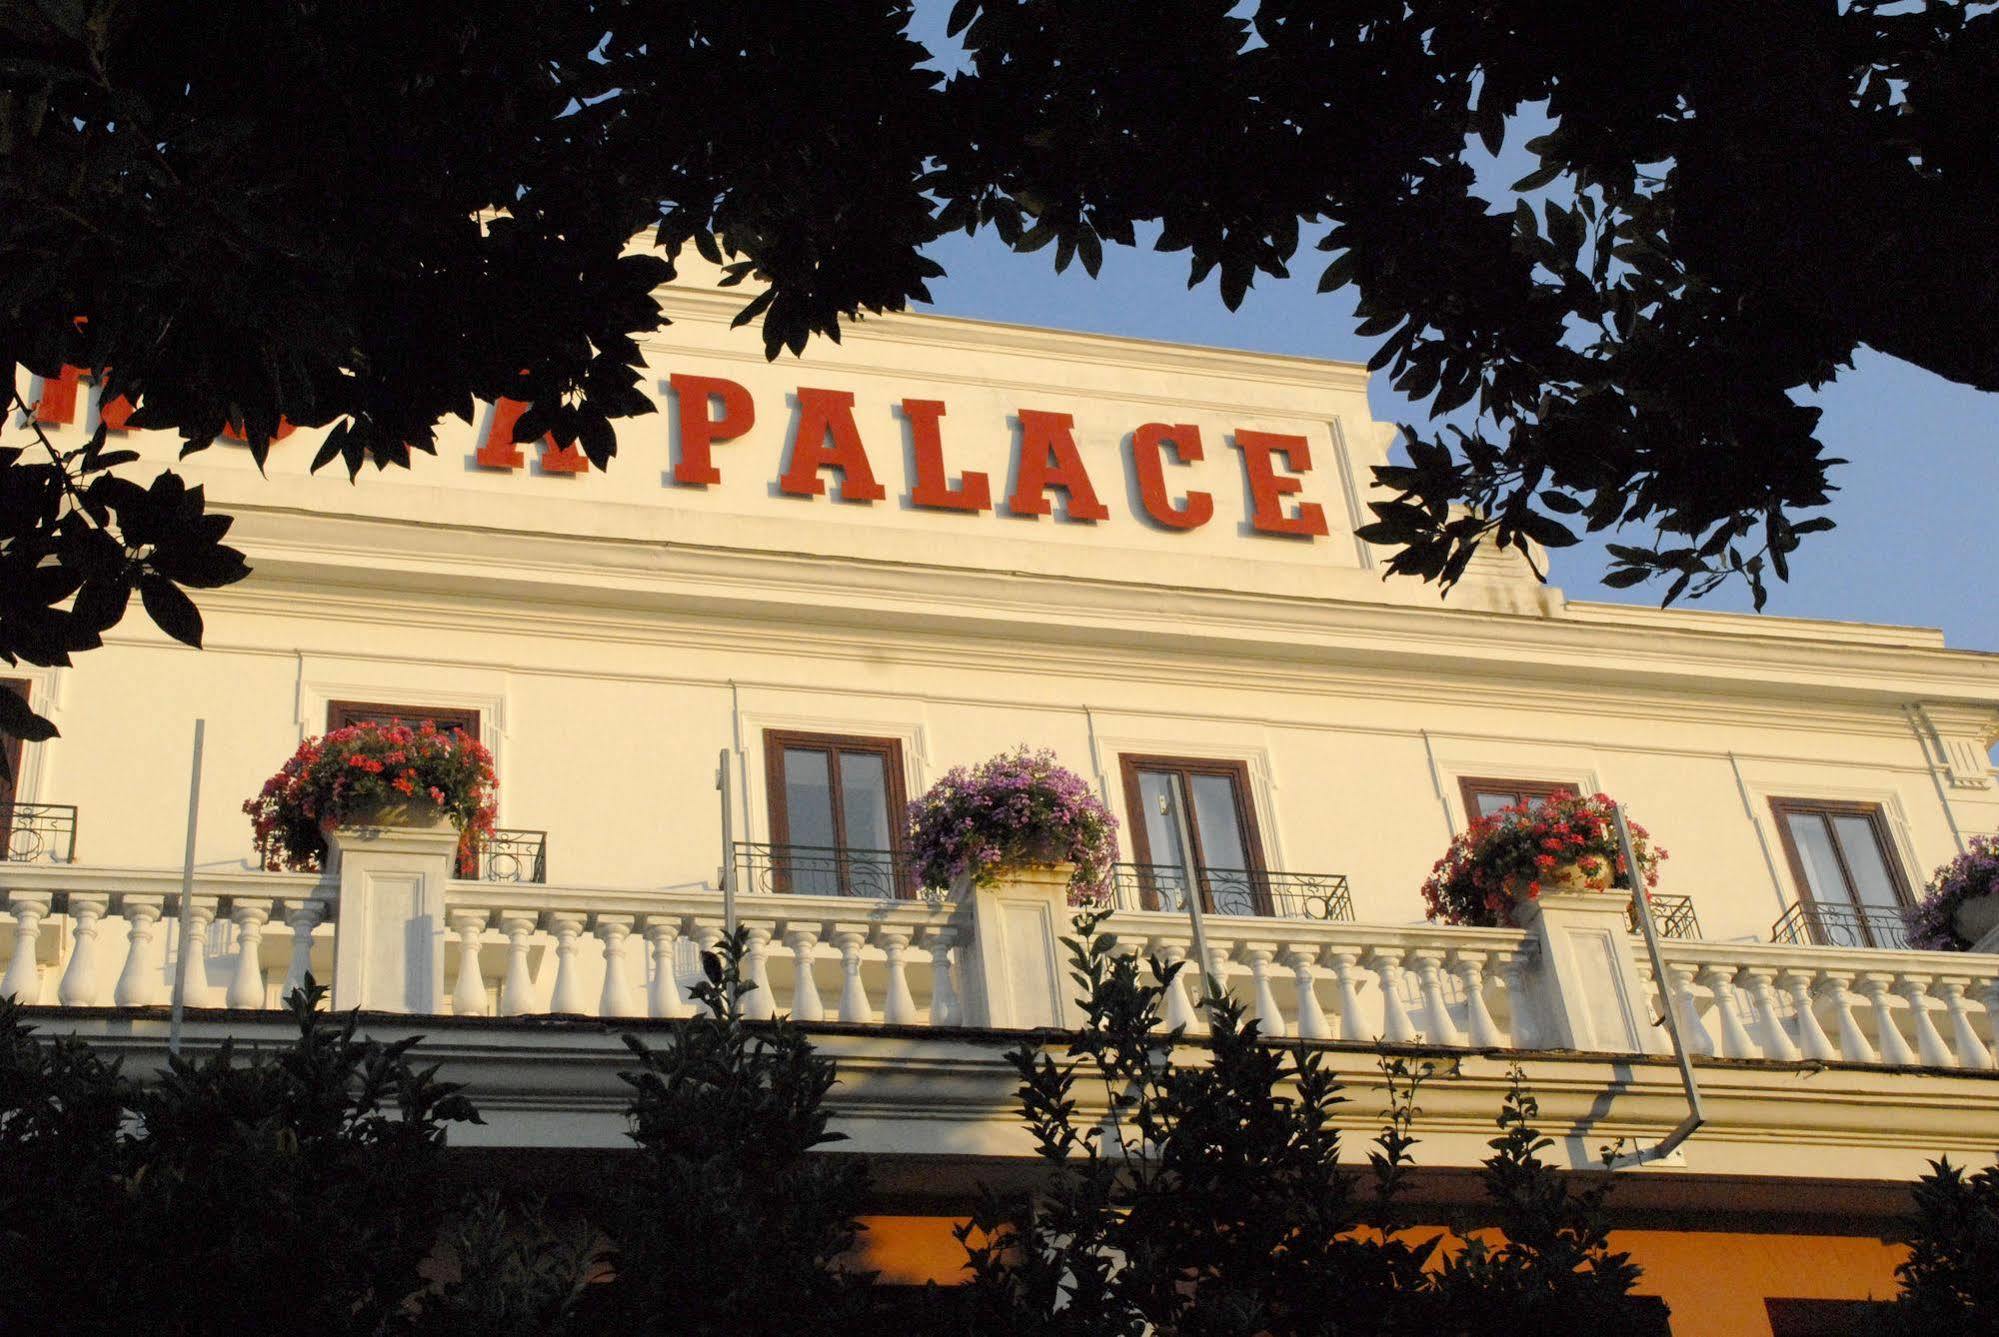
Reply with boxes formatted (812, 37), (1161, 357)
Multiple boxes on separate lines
(475, 398), (587, 473)
(670, 373), (755, 486)
(903, 398), (991, 512)
(33, 365), (135, 431)
(1232, 430), (1328, 537)
(1007, 409), (1110, 522)
(1130, 423), (1213, 530)
(780, 387), (887, 503)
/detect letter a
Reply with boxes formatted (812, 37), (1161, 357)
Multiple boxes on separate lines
(780, 387), (886, 502)
(1006, 409), (1109, 521)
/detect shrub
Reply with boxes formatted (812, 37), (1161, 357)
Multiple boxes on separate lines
(1893, 1155), (1999, 1334)
(1422, 790), (1664, 928)
(243, 719), (497, 872)
(1905, 835), (1999, 952)
(907, 745), (1119, 904)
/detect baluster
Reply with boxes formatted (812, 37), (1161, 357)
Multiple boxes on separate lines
(1283, 946), (1331, 1041)
(450, 910), (491, 1017)
(877, 928), (919, 1026)
(1816, 971), (1876, 1063)
(1239, 944), (1287, 1039)
(1496, 952), (1536, 1048)
(923, 927), (959, 1027)
(785, 927), (827, 1022)
(498, 914), (538, 1016)
(1739, 968), (1800, 1060)
(1855, 972), (1917, 1066)
(594, 915), (643, 1019)
(1659, 962), (1715, 1057)
(280, 900), (325, 997)
(2, 894), (50, 1003)
(1975, 980), (1999, 1063)
(832, 928), (874, 1024)
(57, 894), (110, 1007)
(643, 917), (692, 1019)
(544, 911), (590, 1014)
(1778, 968), (1837, 1062)
(225, 899), (272, 1010)
(1450, 951), (1504, 1049)
(1329, 950), (1369, 1042)
(1934, 979), (1993, 1070)
(692, 925), (727, 1015)
(1368, 949), (1418, 1044)
(1895, 975), (1954, 1068)
(1152, 940), (1199, 1033)
(739, 925), (776, 1021)
(1696, 964), (1756, 1059)
(115, 895), (166, 1007)
(179, 898), (217, 1006)
(1410, 950), (1464, 1047)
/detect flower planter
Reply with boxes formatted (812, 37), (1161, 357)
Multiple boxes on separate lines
(1421, 791), (1663, 929)
(1953, 891), (1999, 949)
(335, 796), (452, 832)
(909, 747), (1118, 906)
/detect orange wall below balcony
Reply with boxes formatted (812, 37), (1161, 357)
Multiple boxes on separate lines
(855, 1215), (1908, 1334)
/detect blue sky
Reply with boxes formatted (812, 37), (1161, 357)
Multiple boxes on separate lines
(914, 232), (1998, 650)
(901, 6), (1998, 652)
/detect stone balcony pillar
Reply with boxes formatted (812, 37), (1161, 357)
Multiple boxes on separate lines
(953, 864), (1081, 1031)
(327, 823), (462, 1014)
(1512, 889), (1656, 1055)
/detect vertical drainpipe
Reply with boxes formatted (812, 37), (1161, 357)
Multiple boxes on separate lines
(729, 680), (751, 842)
(1905, 703), (1970, 857)
(1420, 730), (1456, 839)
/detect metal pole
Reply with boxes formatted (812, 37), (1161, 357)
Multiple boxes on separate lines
(1609, 799), (1705, 1167)
(717, 747), (737, 1010)
(167, 719), (206, 1056)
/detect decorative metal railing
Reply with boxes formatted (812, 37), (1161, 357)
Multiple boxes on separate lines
(733, 842), (921, 900)
(2, 803), (77, 863)
(1629, 892), (1701, 940)
(1770, 900), (1910, 951)
(1110, 863), (1354, 922)
(467, 829), (547, 884)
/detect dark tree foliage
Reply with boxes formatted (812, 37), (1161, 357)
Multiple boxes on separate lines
(3, 1), (1995, 753)
(409, 1191), (601, 1337)
(949, 912), (1655, 1334)
(578, 929), (881, 1336)
(0, 979), (482, 1337)
(1892, 1155), (1999, 1335)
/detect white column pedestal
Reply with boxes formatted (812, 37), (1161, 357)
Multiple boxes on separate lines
(1512, 890), (1655, 1054)
(954, 864), (1080, 1031)
(327, 824), (461, 1014)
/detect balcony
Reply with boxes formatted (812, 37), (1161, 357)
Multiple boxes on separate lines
(1110, 863), (1353, 922)
(1770, 900), (1910, 951)
(1629, 892), (1701, 941)
(2, 803), (77, 864)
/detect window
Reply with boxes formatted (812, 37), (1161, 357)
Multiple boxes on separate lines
(1, 679), (25, 858)
(327, 699), (481, 736)
(763, 731), (909, 896)
(1119, 756), (1267, 915)
(1458, 775), (1574, 821)
(1769, 798), (1911, 948)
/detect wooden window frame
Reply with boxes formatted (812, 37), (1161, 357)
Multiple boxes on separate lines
(1767, 797), (1912, 941)
(327, 699), (482, 737)
(763, 729), (910, 856)
(1457, 775), (1575, 822)
(0, 679), (25, 804)
(1118, 754), (1268, 913)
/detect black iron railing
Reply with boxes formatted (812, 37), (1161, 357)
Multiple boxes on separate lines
(1, 803), (76, 863)
(1627, 892), (1701, 940)
(467, 829), (547, 883)
(1111, 863), (1353, 921)
(733, 843), (919, 900)
(1770, 900), (1910, 951)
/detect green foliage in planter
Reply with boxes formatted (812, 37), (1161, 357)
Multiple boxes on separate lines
(0, 979), (481, 1336)
(577, 931), (878, 1335)
(1892, 1156), (1999, 1335)
(948, 911), (1658, 1334)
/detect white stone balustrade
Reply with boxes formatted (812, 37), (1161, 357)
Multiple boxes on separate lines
(0, 865), (331, 1010)
(1633, 938), (1999, 1073)
(5, 856), (1999, 1075)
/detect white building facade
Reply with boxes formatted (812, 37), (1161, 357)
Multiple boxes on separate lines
(7, 267), (1999, 1333)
